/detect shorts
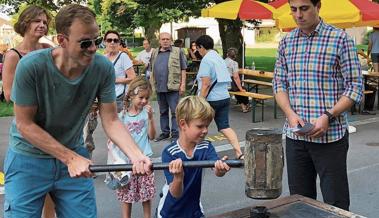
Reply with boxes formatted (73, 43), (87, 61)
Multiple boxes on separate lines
(117, 173), (156, 203)
(208, 98), (231, 131)
(4, 146), (96, 218)
(371, 53), (379, 63)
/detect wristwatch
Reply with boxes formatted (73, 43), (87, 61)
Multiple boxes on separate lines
(323, 111), (335, 122)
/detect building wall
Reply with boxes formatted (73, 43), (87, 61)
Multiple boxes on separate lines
(159, 17), (277, 48)
(345, 27), (369, 44)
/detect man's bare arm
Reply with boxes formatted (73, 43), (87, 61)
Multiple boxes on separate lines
(14, 104), (92, 177)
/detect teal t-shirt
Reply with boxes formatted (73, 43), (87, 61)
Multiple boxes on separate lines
(10, 48), (116, 158)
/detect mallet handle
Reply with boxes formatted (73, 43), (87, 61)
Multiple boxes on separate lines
(89, 159), (243, 172)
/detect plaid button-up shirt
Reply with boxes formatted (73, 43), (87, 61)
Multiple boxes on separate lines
(273, 20), (363, 143)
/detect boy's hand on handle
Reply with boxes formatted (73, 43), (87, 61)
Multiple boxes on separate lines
(131, 155), (152, 175)
(169, 158), (184, 179)
(214, 156), (231, 177)
(67, 154), (93, 178)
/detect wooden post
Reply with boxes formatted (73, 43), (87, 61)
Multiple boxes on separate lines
(244, 128), (283, 199)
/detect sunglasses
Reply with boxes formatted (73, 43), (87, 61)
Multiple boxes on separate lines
(105, 38), (120, 44)
(78, 37), (103, 49)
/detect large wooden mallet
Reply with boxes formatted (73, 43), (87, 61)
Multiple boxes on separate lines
(90, 128), (283, 200)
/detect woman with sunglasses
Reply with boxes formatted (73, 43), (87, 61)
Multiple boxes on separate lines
(104, 30), (136, 112)
(2, 5), (52, 103)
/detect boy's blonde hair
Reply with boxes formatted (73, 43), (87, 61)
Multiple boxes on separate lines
(176, 96), (215, 125)
(123, 76), (152, 110)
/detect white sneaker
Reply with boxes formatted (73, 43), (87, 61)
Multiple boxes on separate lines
(348, 125), (356, 134)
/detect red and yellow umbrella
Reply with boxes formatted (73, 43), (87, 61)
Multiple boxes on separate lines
(271, 0), (379, 29)
(201, 0), (276, 20)
(350, 0), (379, 27)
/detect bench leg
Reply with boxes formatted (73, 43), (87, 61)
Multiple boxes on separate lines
(261, 100), (264, 122)
(274, 99), (277, 119)
(252, 99), (256, 123)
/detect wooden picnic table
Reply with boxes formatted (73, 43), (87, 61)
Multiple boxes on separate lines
(133, 63), (144, 75)
(238, 69), (274, 79)
(362, 71), (379, 110)
(239, 69), (274, 94)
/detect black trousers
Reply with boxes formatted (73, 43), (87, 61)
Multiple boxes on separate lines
(285, 132), (350, 210)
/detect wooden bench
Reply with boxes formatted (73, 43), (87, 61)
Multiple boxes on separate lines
(229, 91), (277, 123)
(352, 90), (375, 114)
(242, 79), (273, 93)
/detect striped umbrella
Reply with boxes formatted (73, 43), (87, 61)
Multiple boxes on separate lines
(271, 0), (379, 29)
(201, 0), (276, 20)
(201, 0), (276, 68)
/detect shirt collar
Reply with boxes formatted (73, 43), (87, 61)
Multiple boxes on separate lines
(158, 46), (172, 53)
(296, 18), (325, 38)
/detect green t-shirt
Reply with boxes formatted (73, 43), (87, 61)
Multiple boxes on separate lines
(10, 48), (116, 158)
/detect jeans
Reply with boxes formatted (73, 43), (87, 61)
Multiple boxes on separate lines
(285, 132), (350, 210)
(156, 91), (179, 137)
(4, 146), (96, 218)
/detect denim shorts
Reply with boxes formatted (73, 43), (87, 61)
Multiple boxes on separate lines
(371, 53), (379, 63)
(3, 146), (96, 218)
(208, 98), (231, 131)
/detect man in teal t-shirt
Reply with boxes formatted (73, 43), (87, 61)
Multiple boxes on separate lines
(3, 4), (151, 218)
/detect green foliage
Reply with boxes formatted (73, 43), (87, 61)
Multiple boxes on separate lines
(0, 0), (86, 13)
(100, 0), (138, 33)
(362, 30), (373, 45)
(0, 101), (13, 117)
(255, 28), (279, 43)
(99, 0), (210, 44)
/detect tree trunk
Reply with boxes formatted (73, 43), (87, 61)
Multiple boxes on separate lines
(217, 18), (244, 67)
(143, 22), (162, 48)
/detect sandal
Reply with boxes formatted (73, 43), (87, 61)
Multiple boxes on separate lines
(242, 105), (251, 113)
(237, 153), (244, 159)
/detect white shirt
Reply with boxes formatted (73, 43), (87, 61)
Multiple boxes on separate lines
(111, 52), (133, 96)
(136, 48), (154, 65)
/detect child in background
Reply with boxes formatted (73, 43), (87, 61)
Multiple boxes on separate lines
(107, 76), (156, 218)
(156, 96), (231, 218)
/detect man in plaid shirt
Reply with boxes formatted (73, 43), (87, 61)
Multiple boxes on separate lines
(273, 0), (363, 210)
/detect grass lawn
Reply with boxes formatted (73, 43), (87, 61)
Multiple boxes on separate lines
(246, 48), (277, 72)
(130, 47), (278, 72)
(0, 101), (13, 117)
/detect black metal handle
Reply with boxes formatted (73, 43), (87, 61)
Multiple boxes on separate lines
(89, 159), (244, 173)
